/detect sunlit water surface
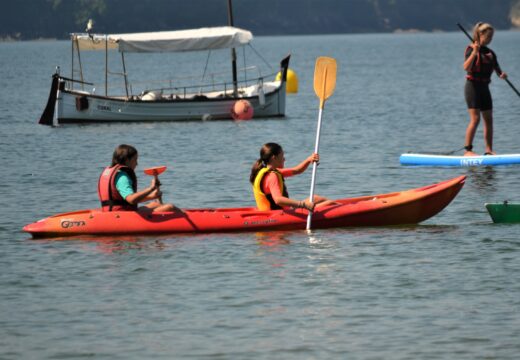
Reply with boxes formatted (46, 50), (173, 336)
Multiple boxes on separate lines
(1, 31), (519, 359)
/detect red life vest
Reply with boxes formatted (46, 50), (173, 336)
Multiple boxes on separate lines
(98, 165), (138, 212)
(465, 45), (500, 83)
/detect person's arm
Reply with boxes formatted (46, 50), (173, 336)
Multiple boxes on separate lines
(463, 43), (479, 71)
(265, 173), (314, 211)
(283, 153), (319, 176)
(126, 184), (161, 205)
(117, 174), (160, 205)
(492, 51), (507, 79)
(498, 71), (508, 79)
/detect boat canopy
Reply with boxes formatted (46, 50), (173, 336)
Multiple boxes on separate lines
(72, 26), (253, 53)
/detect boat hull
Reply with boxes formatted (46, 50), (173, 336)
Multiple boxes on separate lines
(40, 55), (291, 125)
(400, 153), (520, 166)
(23, 176), (466, 238)
(485, 202), (520, 223)
(55, 83), (285, 123)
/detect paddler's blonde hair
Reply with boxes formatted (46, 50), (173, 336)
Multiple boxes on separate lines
(472, 22), (494, 42)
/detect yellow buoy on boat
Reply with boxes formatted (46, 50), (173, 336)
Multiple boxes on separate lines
(276, 68), (298, 93)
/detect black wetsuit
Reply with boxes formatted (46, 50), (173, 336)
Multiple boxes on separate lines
(464, 45), (502, 111)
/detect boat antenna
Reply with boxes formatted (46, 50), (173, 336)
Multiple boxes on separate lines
(247, 44), (274, 71)
(227, 0), (238, 96)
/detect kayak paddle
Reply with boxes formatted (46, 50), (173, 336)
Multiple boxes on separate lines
(457, 23), (520, 98)
(144, 166), (167, 204)
(306, 56), (337, 231)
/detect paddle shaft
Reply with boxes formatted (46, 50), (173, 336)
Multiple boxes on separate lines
(144, 167), (166, 205)
(153, 174), (163, 204)
(306, 57), (337, 231)
(457, 23), (520, 98)
(306, 107), (324, 231)
(408, 146), (466, 156)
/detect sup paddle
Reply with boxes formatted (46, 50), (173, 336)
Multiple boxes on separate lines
(457, 23), (520, 98)
(144, 166), (167, 204)
(306, 57), (337, 232)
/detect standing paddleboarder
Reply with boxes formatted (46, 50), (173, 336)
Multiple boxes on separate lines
(463, 22), (508, 156)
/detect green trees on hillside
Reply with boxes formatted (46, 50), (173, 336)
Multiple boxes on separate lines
(0, 0), (518, 40)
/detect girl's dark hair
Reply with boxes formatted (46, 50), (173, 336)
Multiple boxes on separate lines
(249, 142), (283, 184)
(111, 144), (138, 166)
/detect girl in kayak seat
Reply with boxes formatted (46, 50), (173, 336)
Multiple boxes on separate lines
(463, 22), (508, 156)
(250, 142), (336, 211)
(98, 144), (179, 213)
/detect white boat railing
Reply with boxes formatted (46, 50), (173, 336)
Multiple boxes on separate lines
(125, 65), (262, 91)
(63, 68), (279, 100)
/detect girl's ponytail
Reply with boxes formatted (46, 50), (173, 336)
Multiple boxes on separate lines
(249, 158), (265, 184)
(249, 142), (283, 184)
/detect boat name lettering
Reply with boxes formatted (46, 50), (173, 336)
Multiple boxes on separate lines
(460, 158), (483, 166)
(244, 219), (278, 226)
(61, 220), (86, 228)
(97, 104), (112, 111)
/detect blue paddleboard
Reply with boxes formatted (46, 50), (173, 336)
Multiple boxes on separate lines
(400, 153), (520, 166)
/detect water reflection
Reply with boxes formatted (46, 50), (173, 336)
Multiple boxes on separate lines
(465, 166), (497, 193)
(33, 235), (168, 254)
(94, 237), (167, 254)
(255, 231), (291, 247)
(307, 231), (326, 246)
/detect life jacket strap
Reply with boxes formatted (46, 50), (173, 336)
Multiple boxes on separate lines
(466, 75), (490, 82)
(101, 200), (128, 210)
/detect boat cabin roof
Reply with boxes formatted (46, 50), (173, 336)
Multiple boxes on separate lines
(72, 26), (253, 53)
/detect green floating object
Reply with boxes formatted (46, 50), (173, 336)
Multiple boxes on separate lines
(486, 202), (520, 223)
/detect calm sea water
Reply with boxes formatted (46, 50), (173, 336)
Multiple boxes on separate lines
(1, 31), (520, 359)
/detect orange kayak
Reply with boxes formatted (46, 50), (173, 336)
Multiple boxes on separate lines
(23, 176), (465, 238)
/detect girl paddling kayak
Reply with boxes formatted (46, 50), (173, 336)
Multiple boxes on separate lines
(250, 142), (335, 211)
(463, 22), (508, 156)
(98, 144), (179, 213)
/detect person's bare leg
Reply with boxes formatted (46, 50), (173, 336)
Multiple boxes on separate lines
(482, 110), (495, 155)
(464, 109), (480, 156)
(308, 195), (339, 209)
(145, 202), (180, 213)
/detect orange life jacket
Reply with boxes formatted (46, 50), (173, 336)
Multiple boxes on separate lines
(98, 165), (138, 212)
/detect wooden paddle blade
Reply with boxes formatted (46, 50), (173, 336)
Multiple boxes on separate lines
(313, 57), (337, 104)
(144, 166), (167, 176)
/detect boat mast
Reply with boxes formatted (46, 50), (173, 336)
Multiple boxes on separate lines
(72, 36), (85, 90)
(105, 34), (108, 96)
(227, 0), (238, 96)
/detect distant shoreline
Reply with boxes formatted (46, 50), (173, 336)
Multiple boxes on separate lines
(0, 36), (57, 42)
(2, 28), (519, 43)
